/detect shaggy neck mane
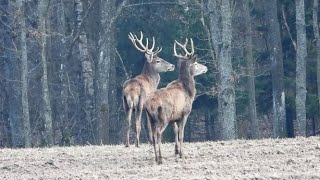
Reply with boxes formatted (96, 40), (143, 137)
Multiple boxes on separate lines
(141, 61), (160, 87)
(178, 61), (195, 98)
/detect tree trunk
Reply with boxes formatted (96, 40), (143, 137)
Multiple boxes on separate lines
(56, 0), (70, 146)
(38, 0), (54, 146)
(207, 0), (223, 140)
(93, 0), (111, 145)
(109, 49), (119, 144)
(95, 15), (111, 144)
(243, 0), (259, 139)
(295, 0), (307, 137)
(95, 0), (128, 144)
(17, 0), (31, 147)
(3, 0), (23, 147)
(313, 0), (320, 136)
(0, 0), (8, 147)
(265, 0), (287, 138)
(220, 0), (236, 140)
(75, 0), (95, 144)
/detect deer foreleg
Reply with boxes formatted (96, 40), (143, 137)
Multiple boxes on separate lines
(173, 122), (179, 155)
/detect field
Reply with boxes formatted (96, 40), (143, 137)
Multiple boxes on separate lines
(0, 137), (320, 180)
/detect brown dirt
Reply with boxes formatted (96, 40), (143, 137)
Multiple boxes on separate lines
(0, 137), (320, 179)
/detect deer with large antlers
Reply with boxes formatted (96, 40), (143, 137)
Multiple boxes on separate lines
(123, 32), (175, 147)
(145, 38), (208, 164)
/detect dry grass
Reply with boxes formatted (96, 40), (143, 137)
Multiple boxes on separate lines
(0, 137), (320, 179)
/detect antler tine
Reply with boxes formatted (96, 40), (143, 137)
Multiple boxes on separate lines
(183, 38), (194, 56)
(174, 40), (185, 49)
(128, 31), (147, 53)
(137, 31), (147, 49)
(154, 47), (162, 55)
(128, 31), (161, 56)
(150, 37), (155, 52)
(139, 31), (143, 42)
(145, 38), (149, 52)
(128, 32), (135, 43)
(189, 38), (194, 55)
(184, 38), (189, 47)
(178, 39), (190, 54)
(173, 40), (186, 59)
(173, 38), (196, 58)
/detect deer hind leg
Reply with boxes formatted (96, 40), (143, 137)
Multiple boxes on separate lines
(146, 110), (158, 162)
(178, 118), (188, 158)
(157, 129), (163, 164)
(173, 122), (179, 155)
(157, 121), (169, 164)
(135, 103), (143, 147)
(146, 113), (153, 144)
(125, 108), (133, 147)
(152, 128), (158, 162)
(123, 96), (132, 147)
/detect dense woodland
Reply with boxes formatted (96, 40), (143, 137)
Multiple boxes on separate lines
(0, 0), (320, 148)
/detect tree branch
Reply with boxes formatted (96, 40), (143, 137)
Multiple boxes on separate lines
(281, 5), (297, 51)
(124, 1), (179, 8)
(115, 48), (130, 80)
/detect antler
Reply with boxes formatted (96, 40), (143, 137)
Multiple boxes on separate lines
(128, 31), (162, 56)
(173, 38), (195, 59)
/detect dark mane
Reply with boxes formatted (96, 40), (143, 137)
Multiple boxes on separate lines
(141, 60), (160, 87)
(178, 59), (196, 98)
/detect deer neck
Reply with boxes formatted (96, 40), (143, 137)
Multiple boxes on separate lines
(178, 65), (196, 99)
(141, 62), (160, 89)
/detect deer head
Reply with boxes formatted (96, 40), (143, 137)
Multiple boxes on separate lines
(173, 38), (207, 76)
(128, 32), (175, 72)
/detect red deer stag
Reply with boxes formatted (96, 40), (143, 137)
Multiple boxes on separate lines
(145, 38), (208, 164)
(123, 32), (175, 147)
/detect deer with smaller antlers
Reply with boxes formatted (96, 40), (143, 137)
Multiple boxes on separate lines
(145, 38), (208, 164)
(123, 32), (175, 147)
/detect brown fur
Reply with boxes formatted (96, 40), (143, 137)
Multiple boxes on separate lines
(123, 54), (174, 147)
(145, 55), (207, 164)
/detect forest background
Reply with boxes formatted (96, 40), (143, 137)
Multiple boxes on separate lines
(0, 0), (319, 148)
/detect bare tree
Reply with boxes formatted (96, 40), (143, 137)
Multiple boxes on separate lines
(95, 0), (113, 144)
(313, 0), (320, 135)
(205, 0), (236, 140)
(75, 0), (95, 144)
(265, 0), (287, 138)
(2, 0), (23, 147)
(17, 0), (31, 147)
(220, 0), (236, 140)
(243, 0), (259, 139)
(95, 0), (128, 144)
(295, 0), (307, 137)
(207, 0), (223, 140)
(37, 0), (54, 145)
(55, 0), (70, 145)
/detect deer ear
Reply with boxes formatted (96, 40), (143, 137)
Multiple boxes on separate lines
(145, 53), (153, 62)
(190, 55), (197, 63)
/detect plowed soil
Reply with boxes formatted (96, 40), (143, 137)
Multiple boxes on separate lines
(0, 137), (320, 179)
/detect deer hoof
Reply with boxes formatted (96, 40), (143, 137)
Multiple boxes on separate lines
(175, 149), (179, 155)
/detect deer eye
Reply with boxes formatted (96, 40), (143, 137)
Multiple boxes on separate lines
(156, 60), (161, 63)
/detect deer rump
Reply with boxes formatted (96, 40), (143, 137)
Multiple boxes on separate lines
(122, 79), (146, 111)
(145, 81), (193, 128)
